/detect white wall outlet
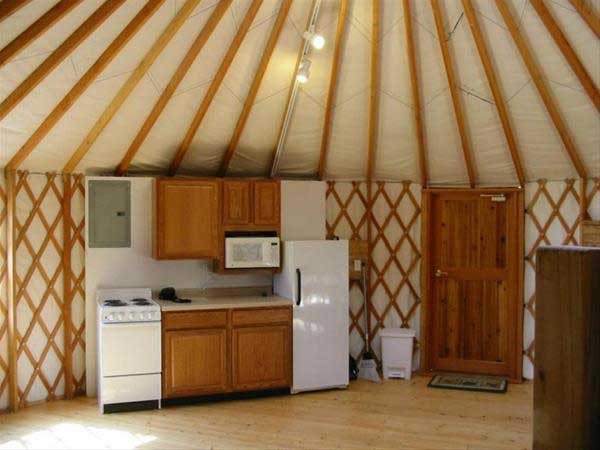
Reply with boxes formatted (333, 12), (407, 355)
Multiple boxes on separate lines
(353, 259), (362, 272)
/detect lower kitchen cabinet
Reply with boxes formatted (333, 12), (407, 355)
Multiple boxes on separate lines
(162, 306), (291, 400)
(232, 325), (291, 391)
(163, 328), (228, 398)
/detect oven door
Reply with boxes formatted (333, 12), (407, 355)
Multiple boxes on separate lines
(100, 321), (161, 377)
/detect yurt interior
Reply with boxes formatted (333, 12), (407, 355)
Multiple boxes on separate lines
(0, 0), (599, 448)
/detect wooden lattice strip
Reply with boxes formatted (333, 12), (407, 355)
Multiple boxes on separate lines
(0, 180), (7, 410)
(67, 174), (86, 395)
(13, 172), (66, 407)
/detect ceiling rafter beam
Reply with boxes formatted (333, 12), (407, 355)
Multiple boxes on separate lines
(5, 0), (163, 173)
(431, 0), (476, 187)
(366, 0), (380, 183)
(531, 0), (599, 112)
(269, 0), (321, 178)
(568, 0), (600, 39)
(403, 0), (428, 186)
(0, 0), (125, 121)
(63, 0), (203, 174)
(218, 0), (293, 177)
(494, 0), (587, 179)
(316, 0), (348, 180)
(115, 0), (233, 176)
(461, 0), (525, 186)
(168, 0), (264, 176)
(0, 0), (31, 24)
(0, 0), (83, 69)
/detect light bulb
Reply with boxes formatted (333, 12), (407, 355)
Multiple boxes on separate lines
(311, 34), (325, 50)
(296, 58), (311, 84)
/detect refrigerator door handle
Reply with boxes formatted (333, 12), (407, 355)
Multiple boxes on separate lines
(296, 268), (302, 306)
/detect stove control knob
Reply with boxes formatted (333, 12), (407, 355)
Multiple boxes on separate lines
(129, 312), (135, 321)
(117, 313), (124, 321)
(107, 313), (114, 321)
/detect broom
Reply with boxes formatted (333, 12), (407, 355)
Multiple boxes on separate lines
(358, 262), (381, 383)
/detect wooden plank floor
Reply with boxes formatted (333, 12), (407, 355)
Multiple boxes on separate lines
(0, 376), (532, 449)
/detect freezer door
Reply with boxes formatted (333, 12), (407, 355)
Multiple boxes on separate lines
(290, 241), (349, 392)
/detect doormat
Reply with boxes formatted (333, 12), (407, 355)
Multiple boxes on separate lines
(428, 374), (507, 393)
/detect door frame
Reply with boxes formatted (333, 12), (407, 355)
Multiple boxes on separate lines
(420, 187), (524, 382)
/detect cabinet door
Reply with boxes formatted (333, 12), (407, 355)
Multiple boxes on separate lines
(232, 325), (291, 391)
(156, 179), (220, 258)
(253, 180), (280, 226)
(223, 180), (251, 225)
(163, 328), (228, 398)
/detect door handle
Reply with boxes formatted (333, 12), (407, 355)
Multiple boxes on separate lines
(296, 268), (302, 306)
(435, 269), (448, 278)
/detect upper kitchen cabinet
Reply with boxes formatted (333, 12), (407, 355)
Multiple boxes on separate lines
(154, 178), (221, 259)
(222, 180), (252, 225)
(222, 179), (280, 229)
(253, 180), (280, 227)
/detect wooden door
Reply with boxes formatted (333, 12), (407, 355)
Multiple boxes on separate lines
(223, 180), (251, 225)
(426, 190), (522, 380)
(155, 179), (220, 259)
(253, 180), (280, 226)
(163, 328), (228, 398)
(231, 325), (291, 391)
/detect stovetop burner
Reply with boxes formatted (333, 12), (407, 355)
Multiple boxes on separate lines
(131, 298), (151, 306)
(104, 299), (127, 307)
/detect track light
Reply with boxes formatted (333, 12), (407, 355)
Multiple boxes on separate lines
(296, 58), (311, 84)
(303, 31), (325, 50)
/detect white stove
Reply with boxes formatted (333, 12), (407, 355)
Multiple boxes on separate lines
(97, 288), (161, 413)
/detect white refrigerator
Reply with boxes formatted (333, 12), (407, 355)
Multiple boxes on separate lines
(274, 240), (349, 393)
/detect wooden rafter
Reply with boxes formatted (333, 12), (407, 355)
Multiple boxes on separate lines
(430, 0), (476, 187)
(4, 0), (164, 172)
(0, 0), (83, 68)
(115, 0), (233, 176)
(316, 0), (348, 180)
(0, 0), (31, 24)
(268, 0), (318, 177)
(568, 0), (600, 39)
(531, 0), (600, 112)
(168, 0), (264, 176)
(218, 0), (293, 177)
(367, 0), (380, 182)
(63, 0), (202, 174)
(494, 0), (587, 179)
(461, 0), (525, 186)
(0, 0), (125, 121)
(402, 0), (428, 186)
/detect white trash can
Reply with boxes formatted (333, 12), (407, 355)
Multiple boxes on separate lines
(380, 328), (416, 380)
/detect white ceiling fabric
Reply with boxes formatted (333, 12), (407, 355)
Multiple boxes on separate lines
(0, 0), (598, 184)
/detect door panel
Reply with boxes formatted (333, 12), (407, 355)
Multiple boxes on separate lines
(253, 180), (280, 226)
(223, 180), (251, 225)
(429, 191), (520, 379)
(163, 328), (228, 398)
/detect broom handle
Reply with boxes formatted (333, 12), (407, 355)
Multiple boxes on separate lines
(362, 263), (371, 353)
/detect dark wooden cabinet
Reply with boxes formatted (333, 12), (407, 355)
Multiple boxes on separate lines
(534, 247), (600, 450)
(162, 306), (291, 399)
(154, 178), (221, 259)
(223, 180), (251, 225)
(253, 180), (280, 226)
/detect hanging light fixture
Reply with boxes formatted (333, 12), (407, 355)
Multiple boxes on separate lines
(296, 58), (311, 83)
(303, 31), (325, 50)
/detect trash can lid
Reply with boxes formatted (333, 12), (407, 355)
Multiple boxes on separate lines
(380, 327), (416, 338)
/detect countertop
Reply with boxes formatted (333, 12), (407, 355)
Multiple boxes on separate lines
(155, 295), (293, 312)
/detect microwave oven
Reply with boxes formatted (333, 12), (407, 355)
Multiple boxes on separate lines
(225, 237), (280, 269)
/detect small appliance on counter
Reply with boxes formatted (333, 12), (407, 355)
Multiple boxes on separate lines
(158, 287), (191, 303)
(274, 240), (349, 393)
(225, 236), (280, 269)
(96, 288), (161, 413)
